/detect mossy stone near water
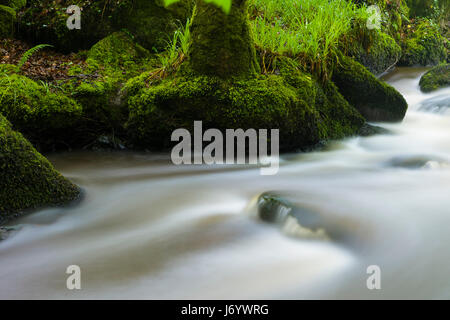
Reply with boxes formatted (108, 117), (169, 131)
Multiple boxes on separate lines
(0, 114), (80, 224)
(0, 73), (83, 150)
(419, 63), (450, 92)
(346, 31), (402, 75)
(124, 56), (364, 150)
(332, 54), (408, 122)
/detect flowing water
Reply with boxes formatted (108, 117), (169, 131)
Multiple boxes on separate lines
(1, 68), (450, 299)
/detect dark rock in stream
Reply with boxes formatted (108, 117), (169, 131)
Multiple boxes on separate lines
(358, 123), (391, 137)
(257, 193), (329, 240)
(386, 154), (448, 169)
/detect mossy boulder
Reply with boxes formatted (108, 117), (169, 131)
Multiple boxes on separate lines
(124, 57), (364, 150)
(0, 0), (25, 11)
(64, 32), (156, 141)
(0, 5), (15, 39)
(17, 0), (193, 52)
(419, 63), (450, 92)
(0, 73), (83, 150)
(346, 31), (402, 75)
(332, 55), (408, 122)
(400, 19), (447, 66)
(0, 114), (80, 223)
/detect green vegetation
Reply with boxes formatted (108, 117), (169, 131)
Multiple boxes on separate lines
(399, 18), (447, 66)
(419, 63), (450, 92)
(0, 5), (15, 39)
(17, 44), (53, 71)
(0, 72), (83, 149)
(0, 114), (80, 222)
(249, 0), (367, 80)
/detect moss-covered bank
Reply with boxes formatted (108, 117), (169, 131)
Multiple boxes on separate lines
(419, 63), (450, 92)
(0, 114), (80, 224)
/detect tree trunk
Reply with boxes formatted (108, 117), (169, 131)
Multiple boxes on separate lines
(189, 0), (260, 78)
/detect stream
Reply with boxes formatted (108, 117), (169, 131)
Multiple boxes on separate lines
(1, 68), (450, 299)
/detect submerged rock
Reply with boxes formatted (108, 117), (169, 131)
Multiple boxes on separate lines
(332, 55), (408, 122)
(257, 193), (329, 240)
(419, 63), (450, 93)
(0, 114), (80, 224)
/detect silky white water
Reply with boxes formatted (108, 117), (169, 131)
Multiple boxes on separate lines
(1, 68), (449, 299)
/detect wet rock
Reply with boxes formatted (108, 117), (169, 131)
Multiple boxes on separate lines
(419, 63), (450, 93)
(386, 154), (448, 169)
(358, 123), (390, 137)
(332, 55), (408, 122)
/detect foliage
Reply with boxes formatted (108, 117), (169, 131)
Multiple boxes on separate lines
(17, 44), (53, 71)
(248, 0), (368, 80)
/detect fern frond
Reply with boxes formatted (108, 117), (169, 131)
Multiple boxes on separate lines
(17, 44), (53, 71)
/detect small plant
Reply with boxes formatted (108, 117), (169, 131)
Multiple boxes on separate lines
(16, 44), (53, 72)
(147, 12), (195, 82)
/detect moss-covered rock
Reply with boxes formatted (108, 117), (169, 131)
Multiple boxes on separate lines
(0, 5), (15, 39)
(400, 19), (447, 66)
(124, 56), (364, 150)
(0, 0), (25, 11)
(17, 0), (193, 52)
(64, 32), (156, 140)
(0, 73), (83, 150)
(189, 0), (259, 78)
(419, 63), (450, 92)
(332, 55), (408, 122)
(0, 114), (80, 223)
(346, 30), (402, 75)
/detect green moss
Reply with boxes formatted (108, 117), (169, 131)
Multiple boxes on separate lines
(419, 63), (450, 92)
(0, 0), (25, 11)
(346, 30), (402, 75)
(400, 19), (447, 66)
(332, 54), (408, 122)
(188, 0), (260, 78)
(17, 0), (193, 52)
(0, 63), (16, 75)
(86, 31), (152, 77)
(124, 56), (364, 150)
(0, 5), (16, 39)
(114, 0), (194, 52)
(0, 114), (80, 223)
(62, 32), (158, 136)
(0, 73), (83, 149)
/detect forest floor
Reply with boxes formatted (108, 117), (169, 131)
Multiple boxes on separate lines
(0, 39), (88, 82)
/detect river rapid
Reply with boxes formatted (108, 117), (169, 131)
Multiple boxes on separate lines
(1, 68), (450, 299)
